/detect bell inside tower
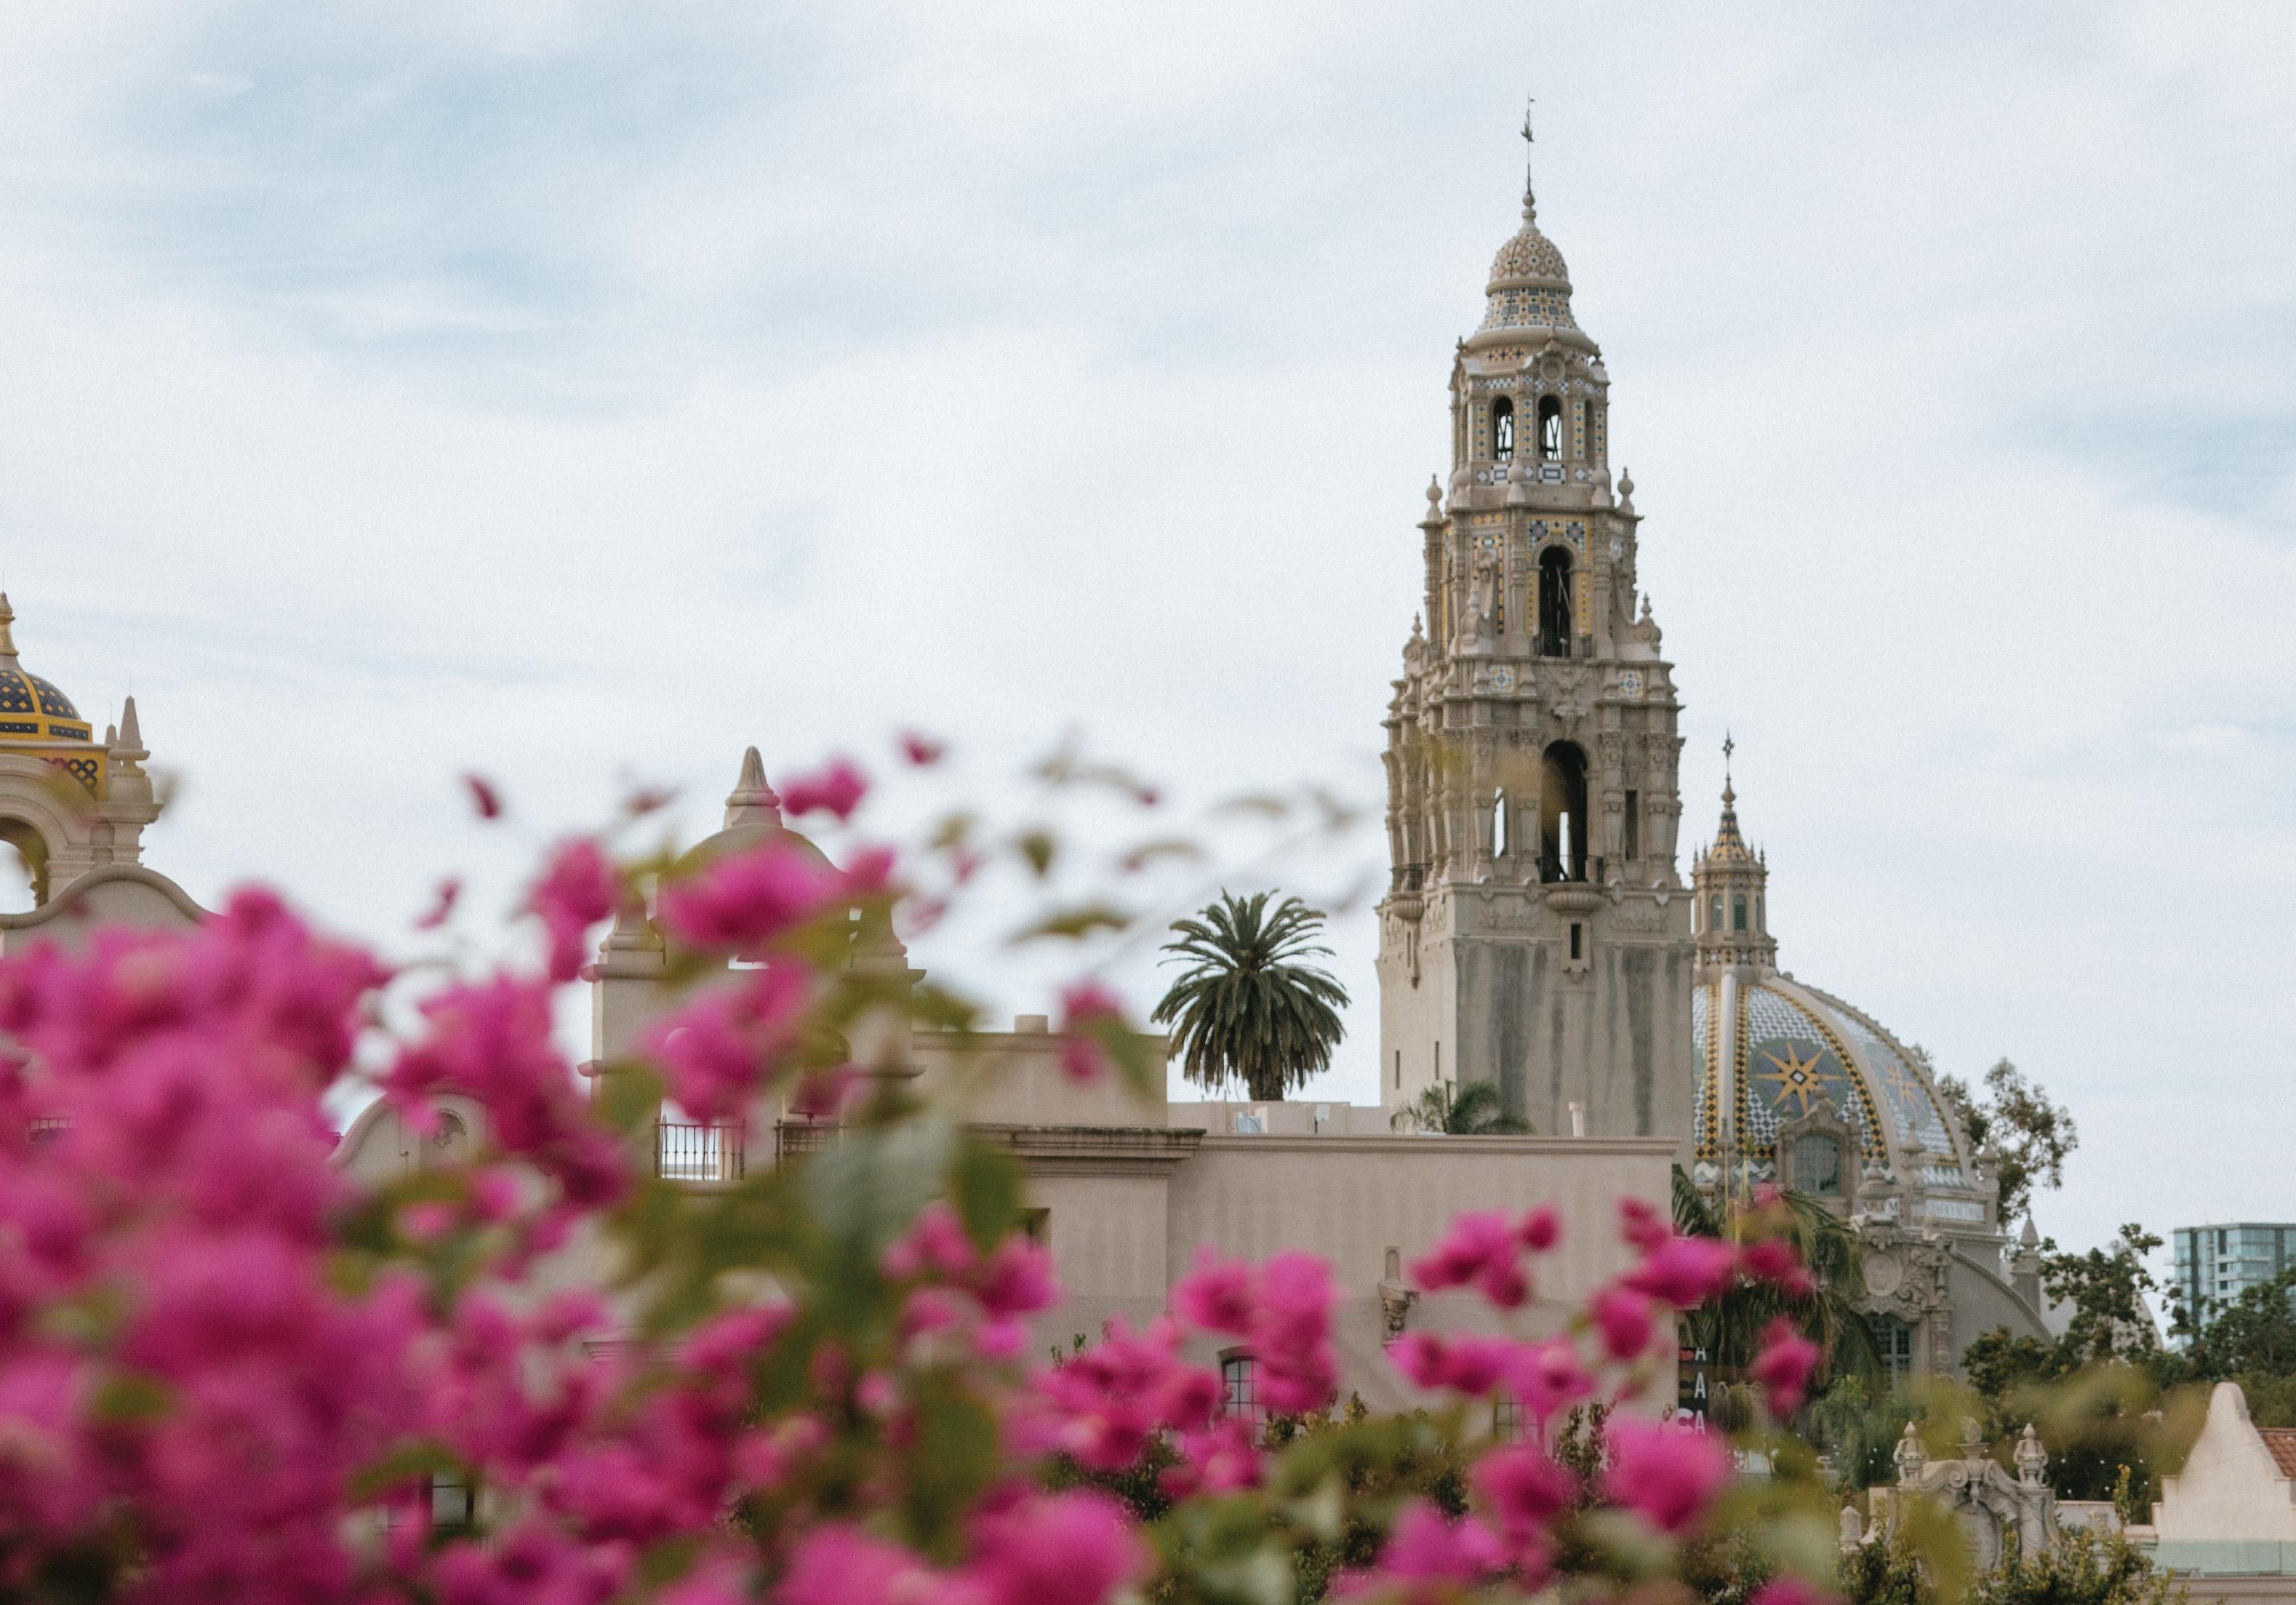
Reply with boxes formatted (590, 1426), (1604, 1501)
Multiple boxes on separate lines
(1536, 547), (1573, 657)
(1540, 741), (1589, 883)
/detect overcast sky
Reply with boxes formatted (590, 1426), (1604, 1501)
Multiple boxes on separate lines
(2, 3), (2291, 1269)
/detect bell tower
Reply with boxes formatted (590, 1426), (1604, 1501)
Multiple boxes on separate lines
(1376, 111), (1694, 1142)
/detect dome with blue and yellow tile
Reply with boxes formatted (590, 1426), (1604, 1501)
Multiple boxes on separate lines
(1686, 765), (1988, 1226)
(0, 594), (102, 795)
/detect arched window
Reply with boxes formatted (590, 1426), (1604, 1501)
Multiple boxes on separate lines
(1791, 1133), (1842, 1196)
(1536, 547), (1574, 657)
(1220, 1353), (1264, 1427)
(1492, 397), (1514, 461)
(1540, 742), (1590, 883)
(1732, 894), (1748, 932)
(1536, 395), (1563, 462)
(1490, 788), (1508, 858)
(1708, 895), (1723, 932)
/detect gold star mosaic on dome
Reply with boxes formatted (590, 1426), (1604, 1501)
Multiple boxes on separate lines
(1753, 1042), (1834, 1117)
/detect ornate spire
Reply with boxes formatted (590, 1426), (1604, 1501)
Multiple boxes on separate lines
(722, 745), (782, 832)
(1710, 733), (1752, 860)
(1519, 94), (1538, 221)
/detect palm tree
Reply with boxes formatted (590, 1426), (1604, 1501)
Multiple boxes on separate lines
(1151, 892), (1349, 1102)
(1671, 1165), (1882, 1391)
(1389, 1080), (1531, 1136)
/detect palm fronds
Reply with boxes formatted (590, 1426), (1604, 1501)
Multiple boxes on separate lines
(1150, 892), (1349, 1102)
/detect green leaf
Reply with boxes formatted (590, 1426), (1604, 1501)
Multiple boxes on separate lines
(1013, 829), (1059, 878)
(89, 1372), (171, 1425)
(1007, 903), (1133, 945)
(948, 1142), (1023, 1252)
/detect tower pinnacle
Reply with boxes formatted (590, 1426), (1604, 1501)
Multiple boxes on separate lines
(1519, 95), (1537, 220)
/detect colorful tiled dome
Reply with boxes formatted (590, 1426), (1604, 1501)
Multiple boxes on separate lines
(0, 594), (94, 747)
(1480, 201), (1578, 334)
(1690, 973), (1972, 1195)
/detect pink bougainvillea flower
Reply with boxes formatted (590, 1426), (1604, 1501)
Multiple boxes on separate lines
(1750, 1575), (1843, 1605)
(1254, 1250), (1337, 1413)
(1623, 1234), (1738, 1308)
(1590, 1286), (1657, 1362)
(462, 772), (504, 820)
(1054, 979), (1126, 1085)
(1749, 1317), (1821, 1417)
(882, 1202), (979, 1281)
(1408, 1211), (1528, 1308)
(1738, 1235), (1818, 1297)
(778, 1524), (944, 1605)
(1474, 1443), (1577, 1556)
(778, 758), (868, 822)
(975, 1234), (1060, 1321)
(1160, 1414), (1263, 1497)
(1038, 1317), (1220, 1469)
(1387, 1331), (1512, 1397)
(526, 837), (619, 983)
(961, 1489), (1151, 1605)
(415, 876), (462, 930)
(642, 963), (813, 1125)
(1172, 1246), (1257, 1337)
(1602, 1416), (1733, 1536)
(1618, 1197), (1671, 1253)
(1518, 1204), (1561, 1252)
(656, 842), (839, 955)
(1506, 1337), (1597, 1425)
(1338, 1500), (1506, 1601)
(899, 730), (946, 766)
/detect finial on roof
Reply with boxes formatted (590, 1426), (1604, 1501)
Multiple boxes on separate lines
(119, 693), (143, 751)
(0, 593), (16, 662)
(1426, 475), (1442, 509)
(722, 745), (782, 832)
(1518, 94), (1538, 221)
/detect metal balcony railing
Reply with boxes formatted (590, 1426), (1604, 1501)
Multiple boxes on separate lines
(655, 1120), (746, 1182)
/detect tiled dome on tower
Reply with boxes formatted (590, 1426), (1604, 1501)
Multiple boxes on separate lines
(0, 594), (98, 796)
(1480, 193), (1577, 334)
(1685, 764), (1985, 1232)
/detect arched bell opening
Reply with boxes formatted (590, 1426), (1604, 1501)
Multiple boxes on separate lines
(1536, 394), (1563, 462)
(1536, 547), (1574, 658)
(1540, 741), (1590, 884)
(1492, 396), (1514, 462)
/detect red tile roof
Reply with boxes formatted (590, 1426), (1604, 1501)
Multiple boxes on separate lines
(2257, 1428), (2296, 1478)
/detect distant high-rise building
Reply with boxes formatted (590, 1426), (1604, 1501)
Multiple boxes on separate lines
(2172, 1224), (2296, 1326)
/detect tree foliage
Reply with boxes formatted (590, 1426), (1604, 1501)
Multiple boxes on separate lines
(1673, 1165), (1884, 1387)
(1934, 1058), (2077, 1227)
(1389, 1079), (1530, 1136)
(1150, 890), (1350, 1102)
(1959, 1227), (2193, 1503)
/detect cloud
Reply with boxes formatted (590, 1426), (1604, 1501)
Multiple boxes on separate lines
(0, 1), (2291, 1262)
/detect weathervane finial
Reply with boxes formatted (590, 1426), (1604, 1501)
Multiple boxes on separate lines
(1519, 95), (1537, 218)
